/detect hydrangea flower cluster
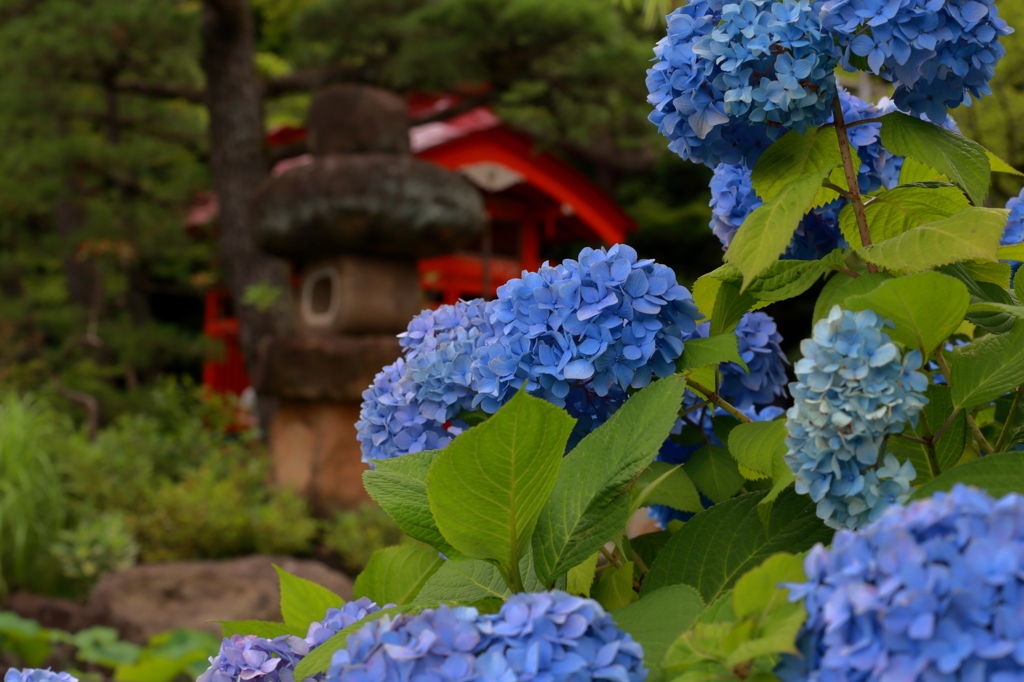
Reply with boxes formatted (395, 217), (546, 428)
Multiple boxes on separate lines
(723, 312), (789, 410)
(777, 484), (1024, 682)
(822, 0), (1014, 122)
(357, 246), (704, 462)
(476, 591), (647, 682)
(1002, 187), (1024, 278)
(784, 306), (928, 529)
(326, 592), (646, 682)
(198, 634), (310, 682)
(5, 671), (77, 682)
(479, 245), (702, 411)
(646, 0), (838, 168)
(328, 605), (483, 682)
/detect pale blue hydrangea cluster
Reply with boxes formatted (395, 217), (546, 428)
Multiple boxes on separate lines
(1002, 187), (1024, 278)
(198, 634), (310, 682)
(326, 593), (646, 682)
(4, 671), (76, 682)
(357, 246), (704, 462)
(823, 0), (1014, 122)
(777, 485), (1024, 682)
(785, 306), (928, 530)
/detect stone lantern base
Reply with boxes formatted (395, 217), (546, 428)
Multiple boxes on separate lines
(255, 334), (401, 514)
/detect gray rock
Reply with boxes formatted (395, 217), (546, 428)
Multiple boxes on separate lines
(88, 555), (352, 643)
(307, 85), (410, 156)
(252, 154), (485, 262)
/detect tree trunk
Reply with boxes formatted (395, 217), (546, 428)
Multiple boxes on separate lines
(200, 0), (291, 429)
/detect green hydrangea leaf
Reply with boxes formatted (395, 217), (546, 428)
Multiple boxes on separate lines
(686, 445), (745, 504)
(274, 565), (345, 631)
(859, 208), (1007, 272)
(889, 385), (966, 482)
(910, 452), (1024, 500)
(634, 462), (703, 513)
(353, 545), (444, 607)
(839, 185), (969, 249)
(611, 585), (705, 682)
(566, 553), (599, 598)
(217, 620), (301, 639)
(750, 127), (842, 202)
(727, 420), (787, 480)
(676, 335), (746, 374)
(593, 560), (636, 610)
(813, 271), (894, 322)
(950, 320), (1024, 410)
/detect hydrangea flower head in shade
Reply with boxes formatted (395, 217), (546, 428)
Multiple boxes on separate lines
(475, 591), (647, 682)
(784, 306), (928, 529)
(327, 605), (484, 682)
(721, 312), (789, 411)
(198, 634), (309, 682)
(822, 0), (1014, 122)
(306, 597), (388, 647)
(1003, 187), (1024, 278)
(5, 671), (77, 682)
(777, 484), (1024, 682)
(476, 244), (702, 412)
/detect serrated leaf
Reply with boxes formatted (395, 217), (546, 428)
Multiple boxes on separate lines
(843, 272), (969, 354)
(987, 150), (1023, 176)
(950, 320), (1024, 409)
(898, 157), (949, 185)
(967, 302), (1024, 319)
(910, 452), (1024, 500)
(274, 565), (344, 631)
(889, 385), (966, 482)
(685, 445), (745, 504)
(217, 620), (301, 639)
(880, 112), (990, 205)
(726, 168), (835, 289)
(691, 275), (721, 322)
(963, 261), (1011, 289)
(1016, 269), (1024, 304)
(363, 451), (458, 557)
(293, 606), (418, 679)
(635, 462), (704, 513)
(611, 585), (705, 682)
(839, 185), (970, 249)
(999, 243), (1024, 261)
(722, 250), (846, 305)
(750, 127), (842, 202)
(532, 377), (686, 585)
(859, 208), (1007, 272)
(428, 389), (572, 582)
(731, 553), (804, 621)
(593, 561), (636, 610)
(724, 603), (805, 667)
(677, 335), (746, 374)
(566, 553), (599, 597)
(641, 488), (832, 604)
(728, 420), (787, 480)
(709, 281), (755, 336)
(353, 546), (444, 607)
(414, 560), (510, 603)
(813, 271), (893, 322)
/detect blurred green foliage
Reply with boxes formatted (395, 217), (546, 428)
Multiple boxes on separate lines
(321, 503), (406, 576)
(0, 609), (218, 682)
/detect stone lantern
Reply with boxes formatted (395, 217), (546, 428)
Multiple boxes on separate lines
(250, 85), (485, 513)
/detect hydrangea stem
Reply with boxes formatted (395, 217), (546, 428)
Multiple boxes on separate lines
(831, 94), (878, 274)
(967, 415), (995, 455)
(684, 378), (752, 423)
(993, 386), (1022, 453)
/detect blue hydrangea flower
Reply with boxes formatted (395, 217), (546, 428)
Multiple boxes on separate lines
(476, 244), (702, 412)
(327, 605), (485, 682)
(1002, 187), (1024, 279)
(475, 591), (647, 682)
(822, 0), (1014, 123)
(785, 306), (928, 530)
(355, 358), (459, 462)
(647, 0), (838, 169)
(306, 598), (388, 647)
(4, 671), (77, 682)
(723, 312), (789, 411)
(199, 634), (309, 682)
(777, 484), (1024, 682)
